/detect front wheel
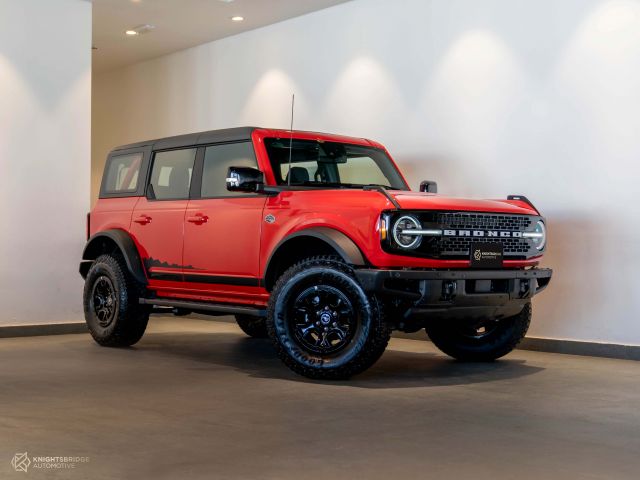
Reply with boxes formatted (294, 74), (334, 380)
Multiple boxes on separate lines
(267, 257), (391, 380)
(425, 303), (532, 361)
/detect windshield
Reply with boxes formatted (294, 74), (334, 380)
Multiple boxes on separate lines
(265, 138), (408, 190)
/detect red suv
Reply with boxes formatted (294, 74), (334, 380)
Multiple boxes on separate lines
(81, 127), (552, 379)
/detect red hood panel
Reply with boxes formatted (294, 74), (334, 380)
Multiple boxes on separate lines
(391, 192), (537, 215)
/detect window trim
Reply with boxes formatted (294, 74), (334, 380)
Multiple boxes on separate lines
(99, 147), (152, 199)
(190, 140), (262, 200)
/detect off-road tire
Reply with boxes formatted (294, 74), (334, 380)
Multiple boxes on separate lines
(83, 254), (149, 347)
(267, 256), (391, 380)
(235, 314), (268, 338)
(426, 303), (532, 361)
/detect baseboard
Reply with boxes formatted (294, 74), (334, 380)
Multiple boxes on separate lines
(1, 321), (638, 362)
(517, 337), (640, 361)
(392, 331), (640, 361)
(0, 322), (87, 338)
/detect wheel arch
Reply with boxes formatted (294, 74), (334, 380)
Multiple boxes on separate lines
(80, 229), (147, 285)
(263, 227), (367, 291)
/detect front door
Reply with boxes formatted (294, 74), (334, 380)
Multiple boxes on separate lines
(130, 147), (197, 284)
(183, 142), (266, 303)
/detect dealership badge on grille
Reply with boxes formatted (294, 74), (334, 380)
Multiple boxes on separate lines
(470, 242), (504, 268)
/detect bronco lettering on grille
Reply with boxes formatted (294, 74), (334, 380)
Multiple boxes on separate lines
(443, 230), (523, 238)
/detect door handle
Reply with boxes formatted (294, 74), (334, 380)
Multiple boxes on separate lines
(133, 215), (152, 225)
(187, 214), (209, 225)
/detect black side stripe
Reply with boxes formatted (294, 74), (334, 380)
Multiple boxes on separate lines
(149, 271), (261, 287)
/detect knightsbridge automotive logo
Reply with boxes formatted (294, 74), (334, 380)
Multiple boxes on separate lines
(10, 452), (90, 473)
(11, 453), (30, 473)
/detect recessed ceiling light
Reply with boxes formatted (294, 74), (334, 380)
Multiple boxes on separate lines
(125, 24), (155, 36)
(231, 16), (244, 22)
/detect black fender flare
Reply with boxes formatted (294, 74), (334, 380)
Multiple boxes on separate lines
(276, 227), (367, 265)
(263, 227), (367, 289)
(80, 229), (147, 285)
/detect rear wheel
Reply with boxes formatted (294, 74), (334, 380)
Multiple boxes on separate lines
(235, 314), (268, 338)
(425, 303), (531, 361)
(267, 256), (391, 380)
(83, 254), (149, 347)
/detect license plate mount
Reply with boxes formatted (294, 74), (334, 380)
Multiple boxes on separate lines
(470, 242), (504, 268)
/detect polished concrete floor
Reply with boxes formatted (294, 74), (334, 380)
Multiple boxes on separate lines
(1, 317), (639, 480)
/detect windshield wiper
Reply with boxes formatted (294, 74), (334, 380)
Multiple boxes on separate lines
(299, 181), (352, 188)
(361, 183), (395, 189)
(298, 181), (396, 190)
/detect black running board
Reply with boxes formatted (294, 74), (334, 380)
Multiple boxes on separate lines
(139, 298), (266, 318)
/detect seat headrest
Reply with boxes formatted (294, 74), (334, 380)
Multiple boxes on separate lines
(287, 166), (309, 185)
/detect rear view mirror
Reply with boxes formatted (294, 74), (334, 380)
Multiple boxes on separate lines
(420, 180), (437, 193)
(317, 142), (348, 164)
(226, 166), (264, 193)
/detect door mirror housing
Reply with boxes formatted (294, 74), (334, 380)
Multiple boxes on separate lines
(419, 180), (438, 193)
(226, 166), (264, 193)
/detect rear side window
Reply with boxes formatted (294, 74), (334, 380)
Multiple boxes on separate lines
(201, 142), (258, 197)
(149, 148), (196, 200)
(103, 153), (143, 194)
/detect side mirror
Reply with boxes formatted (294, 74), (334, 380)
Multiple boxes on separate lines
(419, 180), (438, 193)
(226, 166), (264, 193)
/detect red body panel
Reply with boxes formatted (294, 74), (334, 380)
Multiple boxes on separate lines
(90, 197), (139, 235)
(129, 197), (189, 279)
(90, 129), (543, 307)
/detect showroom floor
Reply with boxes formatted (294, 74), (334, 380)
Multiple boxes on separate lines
(1, 317), (639, 480)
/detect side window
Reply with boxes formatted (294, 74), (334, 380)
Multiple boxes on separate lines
(149, 148), (196, 200)
(103, 153), (143, 194)
(201, 142), (258, 197)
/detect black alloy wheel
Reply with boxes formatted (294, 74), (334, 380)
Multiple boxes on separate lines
(83, 254), (149, 347)
(91, 276), (117, 328)
(291, 285), (356, 355)
(267, 256), (391, 380)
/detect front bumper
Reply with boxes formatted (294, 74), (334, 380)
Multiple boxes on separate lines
(355, 267), (552, 322)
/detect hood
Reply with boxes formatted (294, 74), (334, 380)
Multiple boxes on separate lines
(390, 191), (538, 215)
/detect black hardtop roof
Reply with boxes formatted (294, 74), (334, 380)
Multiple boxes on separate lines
(112, 126), (258, 152)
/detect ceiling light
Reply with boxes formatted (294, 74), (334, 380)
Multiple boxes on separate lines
(125, 24), (156, 36)
(231, 16), (244, 22)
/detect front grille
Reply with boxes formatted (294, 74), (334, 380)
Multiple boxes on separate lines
(437, 213), (533, 257)
(387, 211), (542, 260)
(436, 212), (532, 231)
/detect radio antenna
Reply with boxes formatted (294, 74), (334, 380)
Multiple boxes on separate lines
(287, 93), (295, 186)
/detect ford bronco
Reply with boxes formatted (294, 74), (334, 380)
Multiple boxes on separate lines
(81, 127), (552, 379)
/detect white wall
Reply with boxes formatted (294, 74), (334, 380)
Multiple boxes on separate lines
(92, 0), (640, 345)
(0, 0), (91, 325)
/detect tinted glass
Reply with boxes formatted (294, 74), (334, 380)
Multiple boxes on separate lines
(103, 153), (143, 194)
(201, 142), (258, 197)
(265, 139), (407, 190)
(149, 148), (196, 200)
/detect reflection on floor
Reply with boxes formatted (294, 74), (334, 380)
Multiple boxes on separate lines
(1, 316), (639, 479)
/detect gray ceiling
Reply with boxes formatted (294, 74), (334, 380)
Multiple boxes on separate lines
(92, 0), (352, 72)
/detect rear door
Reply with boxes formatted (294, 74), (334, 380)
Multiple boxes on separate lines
(182, 141), (266, 300)
(130, 147), (197, 283)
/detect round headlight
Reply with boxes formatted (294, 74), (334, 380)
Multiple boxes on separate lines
(392, 215), (422, 249)
(530, 220), (546, 250)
